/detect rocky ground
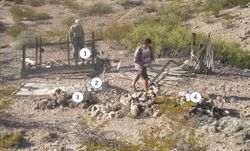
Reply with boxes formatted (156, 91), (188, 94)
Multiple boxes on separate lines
(0, 0), (250, 151)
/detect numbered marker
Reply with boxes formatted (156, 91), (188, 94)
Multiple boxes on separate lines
(190, 92), (202, 103)
(91, 77), (103, 89)
(80, 48), (91, 59)
(72, 92), (84, 103)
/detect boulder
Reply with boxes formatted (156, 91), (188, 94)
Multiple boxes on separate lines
(130, 103), (140, 118)
(119, 95), (132, 106)
(139, 93), (148, 102)
(132, 92), (143, 99)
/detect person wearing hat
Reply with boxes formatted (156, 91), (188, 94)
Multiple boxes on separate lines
(69, 19), (85, 64)
(132, 38), (155, 92)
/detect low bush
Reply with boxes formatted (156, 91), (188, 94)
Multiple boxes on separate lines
(0, 86), (16, 110)
(39, 28), (68, 43)
(222, 19), (235, 29)
(48, 0), (62, 5)
(97, 22), (133, 41)
(205, 0), (250, 17)
(6, 22), (28, 37)
(0, 131), (24, 149)
(213, 39), (250, 68)
(11, 30), (36, 50)
(10, 5), (50, 21)
(27, 0), (44, 7)
(80, 2), (113, 16)
(63, 0), (79, 11)
(61, 16), (75, 28)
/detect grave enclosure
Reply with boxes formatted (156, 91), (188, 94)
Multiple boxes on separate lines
(21, 32), (103, 78)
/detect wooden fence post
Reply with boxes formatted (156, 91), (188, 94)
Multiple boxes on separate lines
(91, 32), (96, 67)
(67, 36), (70, 67)
(21, 45), (26, 77)
(39, 37), (42, 68)
(35, 35), (38, 67)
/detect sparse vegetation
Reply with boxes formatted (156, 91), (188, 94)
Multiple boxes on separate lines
(6, 22), (28, 37)
(205, 0), (250, 17)
(80, 2), (113, 16)
(97, 22), (132, 41)
(222, 19), (235, 29)
(0, 86), (16, 110)
(123, 2), (191, 55)
(0, 131), (24, 149)
(115, 0), (130, 7)
(213, 39), (250, 68)
(10, 5), (50, 21)
(27, 0), (44, 7)
(61, 16), (75, 28)
(11, 30), (36, 50)
(156, 96), (193, 119)
(39, 28), (68, 42)
(63, 0), (79, 11)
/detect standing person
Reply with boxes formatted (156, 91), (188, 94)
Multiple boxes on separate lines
(132, 38), (155, 92)
(69, 19), (85, 64)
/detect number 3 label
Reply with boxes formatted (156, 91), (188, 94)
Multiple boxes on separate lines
(91, 77), (103, 89)
(80, 48), (91, 59)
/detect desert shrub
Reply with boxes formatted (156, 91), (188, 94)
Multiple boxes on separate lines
(0, 131), (24, 149)
(80, 2), (113, 16)
(0, 86), (16, 110)
(115, 0), (130, 7)
(6, 22), (28, 37)
(63, 0), (79, 11)
(61, 16), (75, 28)
(10, 5), (50, 21)
(213, 39), (250, 68)
(97, 22), (133, 41)
(222, 19), (235, 29)
(123, 2), (191, 55)
(39, 28), (68, 43)
(205, 0), (250, 16)
(27, 0), (44, 7)
(48, 0), (62, 5)
(11, 30), (36, 50)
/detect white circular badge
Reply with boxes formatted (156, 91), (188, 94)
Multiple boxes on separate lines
(80, 48), (91, 59)
(91, 77), (103, 89)
(190, 92), (202, 103)
(72, 92), (84, 103)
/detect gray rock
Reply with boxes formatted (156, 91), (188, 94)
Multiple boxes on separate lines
(34, 99), (48, 110)
(109, 111), (116, 119)
(91, 108), (101, 118)
(130, 103), (140, 117)
(0, 44), (9, 49)
(215, 117), (244, 134)
(132, 92), (143, 99)
(139, 93), (148, 102)
(119, 95), (132, 106)
(153, 110), (161, 117)
(244, 129), (250, 141)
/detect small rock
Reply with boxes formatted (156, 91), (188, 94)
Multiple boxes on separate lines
(130, 103), (140, 118)
(119, 95), (132, 106)
(132, 92), (143, 99)
(139, 93), (148, 102)
(153, 110), (161, 117)
(109, 111), (116, 119)
(0, 44), (9, 49)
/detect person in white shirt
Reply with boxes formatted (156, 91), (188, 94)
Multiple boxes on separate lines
(132, 38), (155, 92)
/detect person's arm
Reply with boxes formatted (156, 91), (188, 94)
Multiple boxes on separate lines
(134, 47), (143, 66)
(69, 27), (73, 42)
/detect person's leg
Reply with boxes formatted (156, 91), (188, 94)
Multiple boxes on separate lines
(142, 67), (150, 92)
(144, 79), (149, 92)
(133, 74), (140, 87)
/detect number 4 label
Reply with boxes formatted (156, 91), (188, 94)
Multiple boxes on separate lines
(191, 92), (202, 103)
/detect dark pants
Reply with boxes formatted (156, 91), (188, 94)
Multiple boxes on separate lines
(137, 66), (148, 80)
(73, 37), (84, 62)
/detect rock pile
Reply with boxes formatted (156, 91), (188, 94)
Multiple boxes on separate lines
(34, 89), (96, 110)
(86, 90), (160, 119)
